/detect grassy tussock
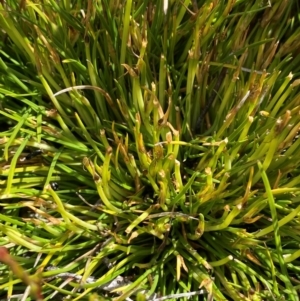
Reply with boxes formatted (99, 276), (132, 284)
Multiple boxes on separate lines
(0, 0), (300, 300)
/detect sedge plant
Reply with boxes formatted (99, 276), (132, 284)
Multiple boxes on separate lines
(1, 0), (300, 300)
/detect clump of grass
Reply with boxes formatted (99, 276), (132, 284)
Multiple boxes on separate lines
(1, 0), (300, 300)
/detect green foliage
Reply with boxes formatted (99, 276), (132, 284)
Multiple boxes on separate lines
(1, 0), (300, 300)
